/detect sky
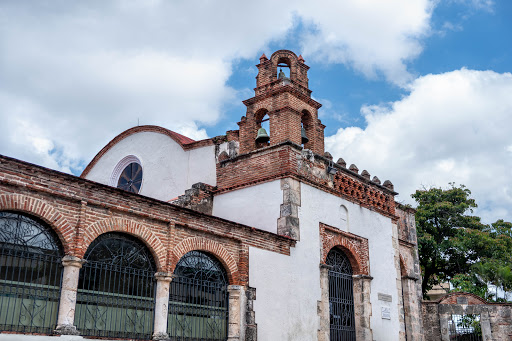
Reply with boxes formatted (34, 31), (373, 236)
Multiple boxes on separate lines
(1, 0), (511, 223)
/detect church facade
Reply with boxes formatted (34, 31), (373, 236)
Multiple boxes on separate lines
(0, 50), (423, 340)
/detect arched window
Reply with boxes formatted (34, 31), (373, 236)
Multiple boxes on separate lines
(326, 248), (355, 340)
(169, 251), (228, 340)
(110, 155), (143, 194)
(75, 233), (156, 339)
(0, 211), (63, 334)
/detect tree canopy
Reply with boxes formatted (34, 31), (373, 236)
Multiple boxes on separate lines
(412, 184), (512, 300)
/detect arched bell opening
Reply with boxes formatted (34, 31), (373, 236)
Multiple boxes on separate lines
(326, 247), (356, 341)
(0, 211), (64, 334)
(276, 56), (291, 84)
(75, 232), (157, 339)
(301, 110), (313, 148)
(255, 109), (270, 148)
(168, 250), (229, 340)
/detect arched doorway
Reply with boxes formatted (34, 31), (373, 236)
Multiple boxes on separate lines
(75, 232), (156, 339)
(0, 211), (63, 334)
(169, 250), (228, 340)
(327, 248), (356, 340)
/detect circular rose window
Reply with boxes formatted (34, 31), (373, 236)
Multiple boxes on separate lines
(116, 162), (143, 193)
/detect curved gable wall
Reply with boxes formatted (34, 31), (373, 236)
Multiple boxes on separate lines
(84, 131), (216, 201)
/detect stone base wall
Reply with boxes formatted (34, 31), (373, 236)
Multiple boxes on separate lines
(422, 293), (512, 341)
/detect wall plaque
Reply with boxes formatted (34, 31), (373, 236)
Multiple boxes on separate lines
(381, 307), (391, 320)
(378, 293), (392, 302)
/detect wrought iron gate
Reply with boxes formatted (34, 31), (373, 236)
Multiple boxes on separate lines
(169, 251), (228, 340)
(327, 248), (356, 341)
(0, 212), (63, 334)
(448, 314), (483, 341)
(75, 233), (156, 339)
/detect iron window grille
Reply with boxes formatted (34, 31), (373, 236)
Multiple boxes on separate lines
(448, 314), (482, 341)
(0, 211), (63, 334)
(169, 251), (228, 340)
(117, 162), (143, 193)
(326, 248), (356, 341)
(75, 233), (156, 339)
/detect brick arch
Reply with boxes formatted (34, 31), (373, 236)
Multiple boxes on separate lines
(171, 237), (240, 285)
(0, 193), (74, 253)
(320, 223), (370, 276)
(82, 217), (166, 270)
(324, 243), (363, 275)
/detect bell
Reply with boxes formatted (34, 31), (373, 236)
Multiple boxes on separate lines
(301, 127), (309, 144)
(255, 127), (270, 143)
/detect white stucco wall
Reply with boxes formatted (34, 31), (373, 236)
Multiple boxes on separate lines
(245, 181), (401, 341)
(85, 132), (216, 202)
(212, 180), (282, 233)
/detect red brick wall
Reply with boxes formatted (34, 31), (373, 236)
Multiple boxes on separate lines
(0, 155), (295, 286)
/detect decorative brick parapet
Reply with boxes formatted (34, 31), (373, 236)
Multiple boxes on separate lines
(0, 154), (295, 287)
(216, 142), (397, 220)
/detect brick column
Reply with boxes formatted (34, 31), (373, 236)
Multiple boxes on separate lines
(353, 274), (373, 341)
(153, 272), (173, 340)
(54, 255), (85, 335)
(227, 285), (246, 341)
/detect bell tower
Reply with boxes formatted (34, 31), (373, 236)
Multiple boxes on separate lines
(238, 50), (325, 155)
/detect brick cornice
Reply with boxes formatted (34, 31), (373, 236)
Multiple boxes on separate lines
(243, 84), (322, 109)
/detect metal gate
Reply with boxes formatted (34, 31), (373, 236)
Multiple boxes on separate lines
(448, 314), (483, 341)
(327, 248), (356, 341)
(75, 233), (156, 339)
(0, 212), (63, 334)
(169, 251), (228, 340)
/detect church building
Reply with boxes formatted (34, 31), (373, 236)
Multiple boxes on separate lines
(0, 50), (423, 340)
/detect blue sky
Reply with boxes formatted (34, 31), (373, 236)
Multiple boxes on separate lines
(1, 0), (511, 223)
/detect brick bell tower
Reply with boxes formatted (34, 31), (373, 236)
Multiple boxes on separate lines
(238, 50), (325, 155)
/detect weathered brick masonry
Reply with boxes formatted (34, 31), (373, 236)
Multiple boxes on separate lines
(217, 141), (396, 220)
(0, 154), (295, 286)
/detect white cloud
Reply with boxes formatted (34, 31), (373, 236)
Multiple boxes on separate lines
(295, 0), (434, 86)
(0, 0), (487, 174)
(325, 69), (512, 223)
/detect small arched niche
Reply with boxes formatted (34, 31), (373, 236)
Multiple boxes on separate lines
(340, 205), (349, 231)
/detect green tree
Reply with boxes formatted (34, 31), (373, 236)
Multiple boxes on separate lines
(413, 184), (512, 300)
(412, 183), (487, 297)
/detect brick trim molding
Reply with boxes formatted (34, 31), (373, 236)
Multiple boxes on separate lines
(171, 236), (240, 285)
(320, 223), (370, 276)
(82, 217), (167, 270)
(0, 193), (74, 253)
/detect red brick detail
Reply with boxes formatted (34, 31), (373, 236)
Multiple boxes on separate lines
(81, 125), (214, 177)
(438, 292), (488, 305)
(238, 50), (324, 156)
(171, 237), (240, 285)
(216, 143), (397, 220)
(333, 172), (395, 216)
(320, 223), (370, 276)
(0, 193), (74, 253)
(0, 154), (294, 286)
(82, 217), (166, 270)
